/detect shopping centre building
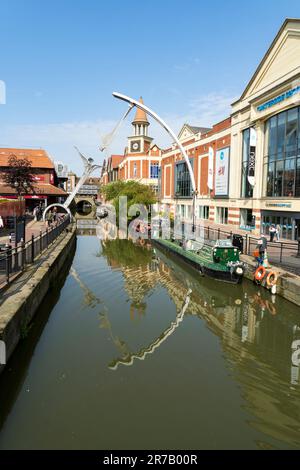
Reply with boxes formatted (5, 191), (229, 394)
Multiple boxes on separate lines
(160, 18), (300, 240)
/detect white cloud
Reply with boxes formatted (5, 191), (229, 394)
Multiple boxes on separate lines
(0, 91), (236, 174)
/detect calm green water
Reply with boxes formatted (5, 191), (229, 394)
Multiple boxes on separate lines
(0, 235), (300, 450)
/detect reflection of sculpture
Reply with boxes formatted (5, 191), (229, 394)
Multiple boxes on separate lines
(109, 288), (192, 370)
(43, 147), (101, 220)
(70, 267), (101, 308)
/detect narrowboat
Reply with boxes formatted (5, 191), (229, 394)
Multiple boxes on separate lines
(153, 237), (245, 284)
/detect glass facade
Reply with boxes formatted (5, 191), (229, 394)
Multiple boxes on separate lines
(241, 128), (254, 198)
(264, 106), (300, 197)
(175, 160), (193, 198)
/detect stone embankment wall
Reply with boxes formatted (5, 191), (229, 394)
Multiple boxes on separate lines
(0, 227), (76, 373)
(241, 254), (300, 307)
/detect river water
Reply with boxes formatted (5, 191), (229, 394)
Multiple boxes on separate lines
(0, 234), (300, 450)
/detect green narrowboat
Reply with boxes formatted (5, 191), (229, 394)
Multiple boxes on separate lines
(153, 237), (245, 284)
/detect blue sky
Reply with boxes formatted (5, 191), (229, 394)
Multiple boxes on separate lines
(1, 0), (300, 173)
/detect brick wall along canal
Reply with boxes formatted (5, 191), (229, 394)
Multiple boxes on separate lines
(0, 234), (300, 450)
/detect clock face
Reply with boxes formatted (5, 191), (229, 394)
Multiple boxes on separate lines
(131, 141), (140, 152)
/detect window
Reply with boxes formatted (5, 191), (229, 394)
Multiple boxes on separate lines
(150, 162), (159, 178)
(133, 162), (137, 178)
(241, 128), (254, 198)
(199, 205), (209, 219)
(264, 106), (300, 197)
(175, 161), (193, 197)
(240, 209), (255, 229)
(216, 207), (228, 224)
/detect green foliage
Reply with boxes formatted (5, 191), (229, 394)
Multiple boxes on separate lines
(101, 239), (153, 268)
(101, 180), (157, 221)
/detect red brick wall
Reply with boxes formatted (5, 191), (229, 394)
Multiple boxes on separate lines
(200, 157), (208, 195)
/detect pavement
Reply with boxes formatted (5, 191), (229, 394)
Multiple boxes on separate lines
(0, 220), (47, 246)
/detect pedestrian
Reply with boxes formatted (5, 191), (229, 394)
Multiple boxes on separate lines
(254, 239), (264, 266)
(275, 224), (281, 241)
(46, 210), (53, 227)
(33, 206), (38, 222)
(269, 224), (276, 242)
(0, 215), (4, 229)
(52, 206), (58, 224)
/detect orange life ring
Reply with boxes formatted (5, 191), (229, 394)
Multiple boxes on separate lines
(266, 271), (278, 287)
(254, 266), (266, 281)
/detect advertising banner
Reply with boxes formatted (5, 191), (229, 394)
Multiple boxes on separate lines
(215, 147), (229, 196)
(248, 127), (256, 186)
(207, 147), (214, 190)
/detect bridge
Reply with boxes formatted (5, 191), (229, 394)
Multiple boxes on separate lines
(74, 195), (97, 220)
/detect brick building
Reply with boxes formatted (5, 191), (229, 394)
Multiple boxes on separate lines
(160, 18), (300, 240)
(102, 97), (162, 193)
(0, 148), (67, 211)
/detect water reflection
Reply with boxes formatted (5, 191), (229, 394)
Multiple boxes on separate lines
(98, 238), (300, 448)
(1, 235), (300, 449)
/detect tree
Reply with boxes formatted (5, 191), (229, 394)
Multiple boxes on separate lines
(2, 154), (35, 197)
(100, 180), (157, 222)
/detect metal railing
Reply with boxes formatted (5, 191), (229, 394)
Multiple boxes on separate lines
(0, 216), (71, 289)
(177, 222), (300, 272)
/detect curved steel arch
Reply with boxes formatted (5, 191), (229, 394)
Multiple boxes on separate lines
(113, 92), (197, 230)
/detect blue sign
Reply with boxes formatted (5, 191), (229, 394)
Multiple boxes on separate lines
(257, 85), (300, 112)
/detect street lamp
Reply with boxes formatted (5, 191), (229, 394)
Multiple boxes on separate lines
(112, 92), (198, 232)
(12, 180), (30, 245)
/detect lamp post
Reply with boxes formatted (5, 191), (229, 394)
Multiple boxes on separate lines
(13, 180), (28, 245)
(112, 92), (198, 232)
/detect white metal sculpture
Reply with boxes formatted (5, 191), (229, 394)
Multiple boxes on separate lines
(43, 147), (101, 221)
(112, 92), (198, 230)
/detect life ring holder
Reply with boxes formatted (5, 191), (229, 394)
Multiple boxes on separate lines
(254, 266), (266, 282)
(266, 271), (278, 288)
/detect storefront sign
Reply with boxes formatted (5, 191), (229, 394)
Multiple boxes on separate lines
(215, 147), (229, 196)
(266, 203), (292, 208)
(257, 85), (300, 112)
(207, 146), (214, 190)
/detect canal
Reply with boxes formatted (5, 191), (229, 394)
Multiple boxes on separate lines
(0, 234), (300, 450)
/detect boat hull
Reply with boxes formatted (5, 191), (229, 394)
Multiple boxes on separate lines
(152, 239), (243, 284)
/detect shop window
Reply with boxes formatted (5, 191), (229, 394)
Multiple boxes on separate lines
(199, 205), (209, 219)
(283, 159), (295, 197)
(240, 209), (255, 229)
(264, 106), (300, 197)
(296, 159), (300, 197)
(216, 207), (228, 224)
(175, 160), (193, 197)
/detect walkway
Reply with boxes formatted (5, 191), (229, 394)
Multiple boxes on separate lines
(0, 220), (47, 246)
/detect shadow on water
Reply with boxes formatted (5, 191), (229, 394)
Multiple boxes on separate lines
(0, 241), (76, 430)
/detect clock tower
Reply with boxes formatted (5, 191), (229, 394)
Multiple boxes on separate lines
(128, 97), (153, 154)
